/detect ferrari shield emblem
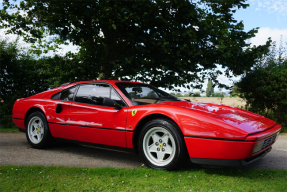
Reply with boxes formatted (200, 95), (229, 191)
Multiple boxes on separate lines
(132, 109), (137, 116)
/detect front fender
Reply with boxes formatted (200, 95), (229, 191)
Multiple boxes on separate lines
(126, 104), (248, 141)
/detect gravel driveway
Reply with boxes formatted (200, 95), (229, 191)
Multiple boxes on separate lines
(1, 132), (286, 170)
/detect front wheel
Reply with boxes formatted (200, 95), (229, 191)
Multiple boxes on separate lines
(26, 111), (53, 149)
(138, 119), (187, 170)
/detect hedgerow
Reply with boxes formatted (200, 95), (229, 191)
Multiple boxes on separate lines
(237, 41), (287, 132)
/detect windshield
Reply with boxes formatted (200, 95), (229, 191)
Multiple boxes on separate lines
(115, 82), (182, 106)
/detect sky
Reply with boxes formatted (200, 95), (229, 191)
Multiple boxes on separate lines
(1, 0), (287, 94)
(197, 0), (287, 94)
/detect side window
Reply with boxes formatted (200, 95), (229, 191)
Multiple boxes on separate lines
(60, 86), (77, 101)
(75, 84), (110, 105)
(111, 88), (126, 106)
(51, 92), (61, 100)
(51, 86), (77, 101)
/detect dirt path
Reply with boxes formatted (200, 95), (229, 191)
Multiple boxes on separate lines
(1, 133), (286, 170)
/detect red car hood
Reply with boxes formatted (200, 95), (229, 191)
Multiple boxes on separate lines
(160, 101), (276, 135)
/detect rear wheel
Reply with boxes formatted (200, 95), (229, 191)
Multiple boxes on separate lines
(138, 119), (187, 170)
(26, 111), (53, 148)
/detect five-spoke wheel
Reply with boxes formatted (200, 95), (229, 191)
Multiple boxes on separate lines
(139, 119), (187, 170)
(27, 116), (44, 144)
(26, 111), (53, 148)
(143, 127), (176, 166)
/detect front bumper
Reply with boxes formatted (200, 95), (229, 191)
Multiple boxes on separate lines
(184, 124), (281, 166)
(190, 147), (272, 167)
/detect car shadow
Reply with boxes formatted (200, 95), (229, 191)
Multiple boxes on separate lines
(41, 141), (143, 168)
(42, 142), (287, 170)
(4, 133), (285, 170)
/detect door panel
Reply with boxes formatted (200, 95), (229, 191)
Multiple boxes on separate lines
(47, 85), (78, 140)
(66, 126), (126, 147)
(67, 102), (128, 147)
(47, 101), (73, 139)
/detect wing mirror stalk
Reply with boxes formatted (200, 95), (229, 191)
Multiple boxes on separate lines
(103, 98), (122, 110)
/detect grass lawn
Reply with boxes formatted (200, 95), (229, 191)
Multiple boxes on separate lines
(0, 127), (19, 132)
(0, 166), (286, 191)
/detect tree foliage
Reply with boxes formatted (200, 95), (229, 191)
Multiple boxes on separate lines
(0, 38), (80, 127)
(230, 83), (240, 97)
(192, 92), (201, 97)
(206, 79), (214, 97)
(211, 92), (224, 97)
(0, 38), (50, 127)
(175, 93), (183, 97)
(237, 41), (287, 131)
(1, 0), (271, 89)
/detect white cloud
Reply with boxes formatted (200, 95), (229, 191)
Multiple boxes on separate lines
(0, 28), (31, 51)
(250, 0), (287, 19)
(250, 27), (287, 46)
(42, 42), (79, 57)
(58, 43), (79, 55)
(0, 28), (79, 56)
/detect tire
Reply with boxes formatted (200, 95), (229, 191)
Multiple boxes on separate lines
(26, 111), (53, 149)
(138, 119), (188, 170)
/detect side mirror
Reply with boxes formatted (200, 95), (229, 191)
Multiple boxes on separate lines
(103, 98), (122, 110)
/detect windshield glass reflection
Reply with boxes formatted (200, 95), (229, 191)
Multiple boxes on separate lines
(115, 83), (182, 105)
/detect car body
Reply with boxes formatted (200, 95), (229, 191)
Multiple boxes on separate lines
(12, 80), (281, 170)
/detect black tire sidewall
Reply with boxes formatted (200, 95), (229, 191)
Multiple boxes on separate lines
(25, 111), (52, 149)
(138, 119), (187, 170)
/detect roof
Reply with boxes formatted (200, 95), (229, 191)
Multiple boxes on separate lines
(60, 80), (147, 87)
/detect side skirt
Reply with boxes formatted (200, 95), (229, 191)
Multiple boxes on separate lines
(54, 137), (136, 154)
(18, 128), (26, 133)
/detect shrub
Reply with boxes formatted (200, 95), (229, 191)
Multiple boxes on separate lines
(230, 84), (240, 97)
(237, 41), (287, 132)
(0, 38), (50, 128)
(0, 39), (83, 128)
(212, 93), (224, 97)
(175, 93), (183, 97)
(192, 92), (201, 97)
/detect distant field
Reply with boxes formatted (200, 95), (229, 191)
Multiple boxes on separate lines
(181, 97), (246, 108)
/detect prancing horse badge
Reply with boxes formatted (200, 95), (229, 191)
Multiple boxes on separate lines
(132, 109), (137, 116)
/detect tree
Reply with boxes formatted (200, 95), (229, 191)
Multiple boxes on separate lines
(211, 93), (223, 97)
(237, 41), (287, 131)
(206, 79), (214, 97)
(175, 93), (183, 97)
(0, 38), (50, 127)
(1, 0), (271, 89)
(230, 83), (240, 97)
(192, 92), (201, 97)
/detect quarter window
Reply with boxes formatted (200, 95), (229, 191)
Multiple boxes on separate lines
(60, 86), (77, 101)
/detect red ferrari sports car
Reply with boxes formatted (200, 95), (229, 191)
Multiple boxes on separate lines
(12, 80), (281, 170)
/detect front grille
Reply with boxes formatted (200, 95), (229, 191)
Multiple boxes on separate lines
(262, 134), (277, 149)
(246, 147), (272, 162)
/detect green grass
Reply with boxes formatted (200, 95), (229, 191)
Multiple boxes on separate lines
(0, 127), (19, 132)
(0, 166), (287, 191)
